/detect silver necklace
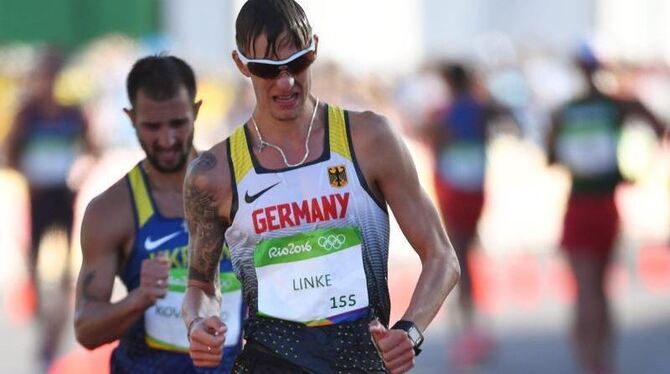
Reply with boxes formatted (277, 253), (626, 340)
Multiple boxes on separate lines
(251, 98), (320, 168)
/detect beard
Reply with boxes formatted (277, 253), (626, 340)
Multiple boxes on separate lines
(141, 132), (194, 173)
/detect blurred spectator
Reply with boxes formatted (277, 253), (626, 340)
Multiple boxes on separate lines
(547, 52), (666, 374)
(423, 62), (517, 369)
(2, 46), (96, 369)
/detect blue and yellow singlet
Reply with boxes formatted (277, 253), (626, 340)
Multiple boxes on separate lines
(111, 163), (244, 374)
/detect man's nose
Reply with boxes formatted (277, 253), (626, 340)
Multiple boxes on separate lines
(275, 70), (295, 90)
(158, 127), (177, 148)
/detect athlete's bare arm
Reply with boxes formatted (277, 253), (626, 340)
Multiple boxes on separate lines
(182, 150), (225, 321)
(486, 101), (522, 136)
(621, 99), (666, 138)
(4, 108), (28, 169)
(74, 179), (170, 349)
(352, 111), (460, 331)
(546, 111), (562, 165)
(418, 110), (449, 154)
(182, 146), (231, 367)
(353, 112), (459, 372)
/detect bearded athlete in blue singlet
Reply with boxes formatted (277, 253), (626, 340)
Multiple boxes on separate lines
(74, 56), (244, 373)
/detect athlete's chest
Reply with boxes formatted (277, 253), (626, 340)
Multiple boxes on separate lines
(234, 159), (356, 235)
(134, 218), (189, 266)
(149, 190), (184, 218)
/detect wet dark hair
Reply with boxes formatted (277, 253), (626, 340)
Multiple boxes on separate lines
(126, 55), (197, 106)
(235, 0), (312, 58)
(440, 63), (471, 94)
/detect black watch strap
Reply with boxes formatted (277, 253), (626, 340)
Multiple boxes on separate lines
(391, 320), (424, 356)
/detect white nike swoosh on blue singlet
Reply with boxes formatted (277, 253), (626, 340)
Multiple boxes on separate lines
(144, 231), (182, 251)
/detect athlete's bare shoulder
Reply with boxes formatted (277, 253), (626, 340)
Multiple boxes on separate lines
(187, 141), (230, 192)
(344, 109), (402, 201)
(80, 172), (135, 256)
(346, 109), (396, 148)
(185, 140), (233, 225)
(348, 109), (401, 154)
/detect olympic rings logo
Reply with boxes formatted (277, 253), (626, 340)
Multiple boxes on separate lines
(317, 234), (346, 251)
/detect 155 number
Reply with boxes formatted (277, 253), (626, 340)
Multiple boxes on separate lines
(330, 294), (356, 309)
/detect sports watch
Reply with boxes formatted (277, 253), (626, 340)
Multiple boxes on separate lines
(391, 320), (424, 356)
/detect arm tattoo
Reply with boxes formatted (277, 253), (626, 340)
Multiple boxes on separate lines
(82, 271), (102, 303)
(190, 151), (217, 171)
(185, 152), (225, 287)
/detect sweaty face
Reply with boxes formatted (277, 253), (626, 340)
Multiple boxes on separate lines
(131, 87), (196, 173)
(246, 33), (314, 122)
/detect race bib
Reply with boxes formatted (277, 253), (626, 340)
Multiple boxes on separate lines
(438, 142), (486, 190)
(557, 124), (618, 177)
(145, 268), (243, 351)
(254, 226), (369, 326)
(20, 136), (78, 186)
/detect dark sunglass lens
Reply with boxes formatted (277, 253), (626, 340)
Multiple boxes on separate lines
(248, 62), (281, 79)
(287, 52), (316, 76)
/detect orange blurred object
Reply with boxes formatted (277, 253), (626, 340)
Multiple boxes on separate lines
(4, 278), (37, 325)
(49, 342), (117, 374)
(638, 245), (670, 296)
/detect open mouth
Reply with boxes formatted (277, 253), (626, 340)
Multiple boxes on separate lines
(273, 93), (299, 107)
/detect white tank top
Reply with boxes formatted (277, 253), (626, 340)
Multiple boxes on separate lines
(225, 104), (392, 326)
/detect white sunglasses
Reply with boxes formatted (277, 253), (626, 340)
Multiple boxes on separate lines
(237, 38), (316, 79)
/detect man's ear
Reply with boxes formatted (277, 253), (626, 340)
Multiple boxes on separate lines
(232, 51), (252, 78)
(193, 100), (203, 120)
(123, 107), (136, 127)
(313, 34), (319, 56)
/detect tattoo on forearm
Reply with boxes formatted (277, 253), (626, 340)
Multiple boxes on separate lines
(185, 152), (225, 285)
(82, 271), (102, 303)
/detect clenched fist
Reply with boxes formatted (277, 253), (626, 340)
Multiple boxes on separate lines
(136, 256), (170, 307)
(370, 320), (416, 374)
(188, 316), (227, 368)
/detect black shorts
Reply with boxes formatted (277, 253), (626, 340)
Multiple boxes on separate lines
(232, 341), (310, 374)
(236, 315), (388, 373)
(29, 185), (75, 258)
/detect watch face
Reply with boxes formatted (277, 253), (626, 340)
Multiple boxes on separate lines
(408, 326), (423, 345)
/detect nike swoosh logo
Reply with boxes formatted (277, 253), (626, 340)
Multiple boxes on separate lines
(244, 182), (280, 204)
(144, 231), (182, 251)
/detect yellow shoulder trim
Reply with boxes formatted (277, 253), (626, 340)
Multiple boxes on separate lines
(230, 126), (253, 184)
(328, 105), (352, 160)
(127, 165), (154, 228)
